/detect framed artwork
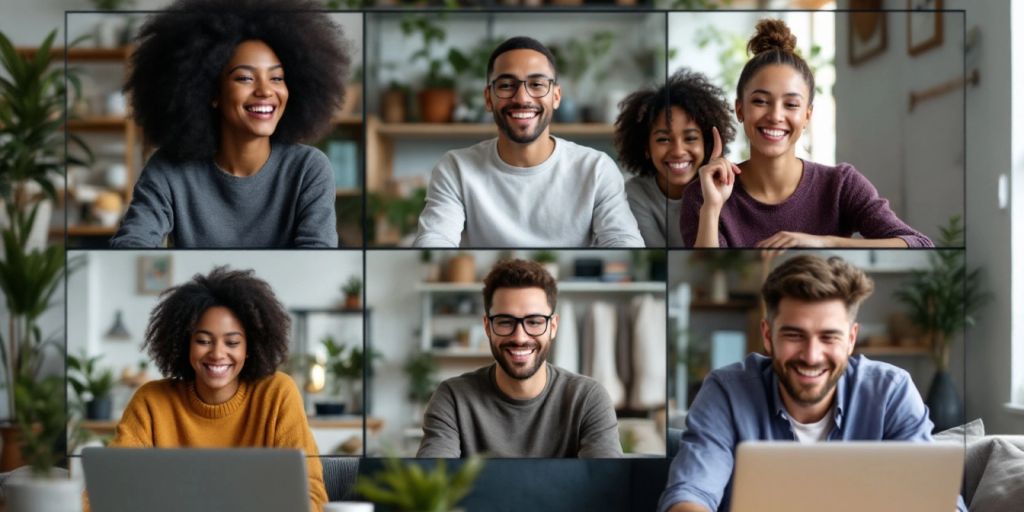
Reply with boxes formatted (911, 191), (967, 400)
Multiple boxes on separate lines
(137, 255), (172, 295)
(848, 1), (887, 66)
(908, 0), (944, 56)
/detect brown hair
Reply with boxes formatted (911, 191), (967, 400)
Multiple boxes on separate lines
(761, 254), (874, 324)
(736, 18), (816, 104)
(482, 259), (558, 314)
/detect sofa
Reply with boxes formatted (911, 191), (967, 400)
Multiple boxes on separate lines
(324, 422), (1024, 512)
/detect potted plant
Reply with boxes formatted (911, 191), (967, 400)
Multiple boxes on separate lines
(404, 351), (438, 424)
(342, 275), (363, 310)
(400, 14), (457, 123)
(4, 374), (82, 512)
(68, 352), (117, 420)
(894, 215), (988, 432)
(532, 250), (559, 280)
(380, 80), (411, 123)
(89, 0), (138, 48)
(689, 251), (752, 304)
(446, 252), (475, 283)
(547, 31), (615, 122)
(355, 455), (485, 512)
(319, 336), (381, 415)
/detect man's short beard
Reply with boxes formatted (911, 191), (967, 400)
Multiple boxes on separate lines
(492, 103), (551, 144)
(489, 338), (549, 381)
(772, 356), (846, 406)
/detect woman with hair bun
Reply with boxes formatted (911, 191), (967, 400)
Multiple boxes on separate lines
(110, 0), (351, 248)
(614, 69), (735, 247)
(102, 266), (327, 511)
(682, 18), (932, 248)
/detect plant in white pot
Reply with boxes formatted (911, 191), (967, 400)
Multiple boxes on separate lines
(4, 374), (82, 512)
(68, 352), (117, 420)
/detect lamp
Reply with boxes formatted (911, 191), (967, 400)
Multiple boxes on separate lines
(105, 310), (131, 340)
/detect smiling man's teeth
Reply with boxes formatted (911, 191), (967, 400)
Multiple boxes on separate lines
(509, 348), (533, 356)
(510, 111), (537, 119)
(795, 367), (826, 377)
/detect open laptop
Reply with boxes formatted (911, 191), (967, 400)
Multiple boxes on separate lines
(730, 441), (964, 512)
(82, 447), (310, 512)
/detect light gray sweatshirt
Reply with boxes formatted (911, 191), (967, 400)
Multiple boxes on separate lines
(413, 137), (644, 248)
(625, 174), (684, 247)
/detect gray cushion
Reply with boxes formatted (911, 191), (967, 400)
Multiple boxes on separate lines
(968, 438), (1024, 512)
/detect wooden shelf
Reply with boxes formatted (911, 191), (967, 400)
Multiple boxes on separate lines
(430, 349), (492, 359)
(68, 116), (128, 131)
(372, 119), (612, 138)
(64, 225), (118, 237)
(16, 46), (130, 62)
(336, 188), (362, 198)
(332, 115), (362, 126)
(690, 299), (759, 311)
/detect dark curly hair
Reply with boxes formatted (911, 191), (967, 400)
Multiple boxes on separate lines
(143, 266), (291, 382)
(482, 259), (558, 315)
(125, 0), (351, 162)
(614, 69), (736, 178)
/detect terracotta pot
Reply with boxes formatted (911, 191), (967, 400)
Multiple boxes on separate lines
(417, 88), (456, 123)
(380, 88), (407, 123)
(0, 423), (26, 471)
(340, 83), (362, 117)
(447, 254), (476, 283)
(344, 294), (361, 310)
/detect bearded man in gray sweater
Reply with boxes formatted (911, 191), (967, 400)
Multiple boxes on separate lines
(416, 259), (623, 458)
(413, 36), (643, 248)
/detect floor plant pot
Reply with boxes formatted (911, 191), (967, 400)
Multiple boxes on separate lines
(0, 424), (26, 471)
(926, 370), (963, 433)
(6, 469), (82, 512)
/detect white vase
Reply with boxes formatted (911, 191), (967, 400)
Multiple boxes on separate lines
(710, 270), (729, 304)
(6, 471), (82, 512)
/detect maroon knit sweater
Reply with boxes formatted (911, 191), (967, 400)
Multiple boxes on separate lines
(680, 159), (934, 248)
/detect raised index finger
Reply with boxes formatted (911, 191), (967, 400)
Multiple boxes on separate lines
(711, 126), (723, 160)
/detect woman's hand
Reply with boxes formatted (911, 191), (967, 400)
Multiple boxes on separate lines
(697, 126), (742, 211)
(755, 231), (831, 248)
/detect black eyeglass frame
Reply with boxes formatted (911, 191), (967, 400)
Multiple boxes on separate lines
(488, 76), (557, 99)
(486, 314), (554, 336)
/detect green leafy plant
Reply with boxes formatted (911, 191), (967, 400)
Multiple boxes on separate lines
(893, 215), (988, 370)
(67, 351), (116, 403)
(322, 336), (381, 397)
(400, 14), (457, 89)
(367, 187), (427, 243)
(531, 250), (557, 264)
(355, 455), (485, 512)
(89, 0), (136, 9)
(342, 275), (363, 297)
(689, 250), (752, 274)
(548, 31), (616, 88)
(403, 351), (438, 405)
(14, 374), (66, 475)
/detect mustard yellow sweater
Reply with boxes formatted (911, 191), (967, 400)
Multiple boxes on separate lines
(108, 371), (328, 511)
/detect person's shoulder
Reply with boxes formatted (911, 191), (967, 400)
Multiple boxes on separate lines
(548, 364), (606, 396)
(127, 378), (180, 404)
(434, 139), (497, 172)
(438, 365), (494, 393)
(275, 143), (330, 168)
(806, 160), (865, 183)
(847, 354), (911, 385)
(254, 371), (301, 392)
(554, 136), (613, 166)
(624, 174), (655, 194)
(706, 353), (771, 384)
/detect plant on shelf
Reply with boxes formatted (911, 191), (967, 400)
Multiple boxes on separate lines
(547, 31), (615, 122)
(893, 215), (988, 431)
(321, 336), (381, 415)
(689, 251), (753, 303)
(342, 275), (363, 310)
(532, 250), (559, 280)
(404, 351), (438, 407)
(355, 455), (485, 512)
(68, 352), (117, 420)
(367, 187), (427, 245)
(400, 14), (458, 123)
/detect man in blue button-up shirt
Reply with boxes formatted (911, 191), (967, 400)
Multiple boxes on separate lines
(659, 254), (966, 512)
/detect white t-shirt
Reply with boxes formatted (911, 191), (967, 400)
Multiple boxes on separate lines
(789, 405), (835, 443)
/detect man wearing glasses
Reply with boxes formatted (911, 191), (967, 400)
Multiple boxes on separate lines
(413, 36), (643, 248)
(417, 259), (623, 457)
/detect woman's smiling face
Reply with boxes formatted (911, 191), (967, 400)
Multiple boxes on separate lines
(648, 106), (704, 194)
(736, 64), (812, 160)
(215, 40), (289, 142)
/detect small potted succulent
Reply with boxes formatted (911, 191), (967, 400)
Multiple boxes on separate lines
(342, 276), (362, 310)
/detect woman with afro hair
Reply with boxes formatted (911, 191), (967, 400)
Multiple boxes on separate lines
(614, 70), (735, 247)
(110, 0), (351, 248)
(683, 18), (931, 248)
(104, 266), (328, 510)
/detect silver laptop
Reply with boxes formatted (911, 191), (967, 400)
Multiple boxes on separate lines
(730, 441), (964, 512)
(82, 447), (310, 512)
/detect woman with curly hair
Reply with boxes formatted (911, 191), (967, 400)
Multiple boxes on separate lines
(682, 18), (932, 248)
(107, 267), (327, 510)
(110, 0), (350, 248)
(614, 70), (735, 247)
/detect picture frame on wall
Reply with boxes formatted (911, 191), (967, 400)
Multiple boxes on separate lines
(907, 0), (944, 56)
(137, 255), (172, 295)
(848, 3), (887, 66)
